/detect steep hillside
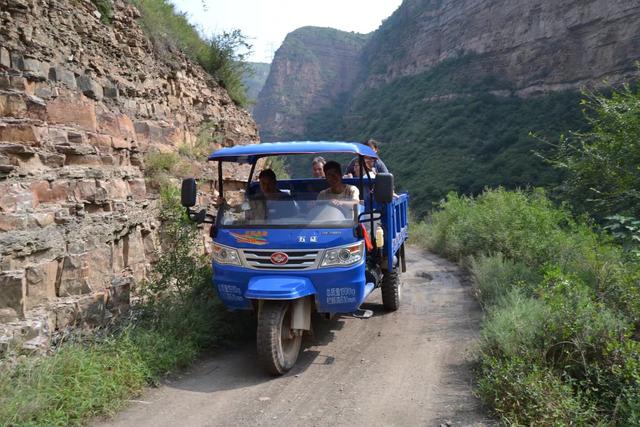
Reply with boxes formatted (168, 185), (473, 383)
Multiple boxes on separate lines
(254, 0), (640, 215)
(243, 62), (270, 110)
(0, 0), (258, 348)
(253, 27), (369, 141)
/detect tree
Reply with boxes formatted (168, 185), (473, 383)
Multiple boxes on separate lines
(551, 79), (640, 222)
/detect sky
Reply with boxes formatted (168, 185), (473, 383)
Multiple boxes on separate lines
(169, 0), (403, 63)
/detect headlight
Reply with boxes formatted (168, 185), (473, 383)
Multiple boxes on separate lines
(321, 242), (364, 267)
(212, 243), (242, 266)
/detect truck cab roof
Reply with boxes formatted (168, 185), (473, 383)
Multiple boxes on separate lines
(208, 141), (379, 163)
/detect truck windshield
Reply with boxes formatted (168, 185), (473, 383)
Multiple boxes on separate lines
(219, 197), (360, 228)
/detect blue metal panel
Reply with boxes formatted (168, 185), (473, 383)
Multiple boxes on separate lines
(245, 276), (316, 300)
(382, 193), (410, 271)
(216, 227), (355, 250)
(213, 261), (367, 313)
(208, 141), (378, 162)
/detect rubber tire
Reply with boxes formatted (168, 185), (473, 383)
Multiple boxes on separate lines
(381, 268), (401, 311)
(256, 300), (303, 375)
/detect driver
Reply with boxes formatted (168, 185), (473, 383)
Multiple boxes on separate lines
(318, 161), (359, 203)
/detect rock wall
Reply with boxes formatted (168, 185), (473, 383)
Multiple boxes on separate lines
(0, 0), (258, 351)
(254, 27), (368, 141)
(364, 0), (640, 94)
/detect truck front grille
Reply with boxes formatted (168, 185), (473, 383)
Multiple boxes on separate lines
(241, 249), (321, 270)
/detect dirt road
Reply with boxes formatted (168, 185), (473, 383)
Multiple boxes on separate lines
(97, 247), (491, 426)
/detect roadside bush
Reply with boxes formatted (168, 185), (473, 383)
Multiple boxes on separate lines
(416, 187), (640, 423)
(469, 253), (540, 306)
(480, 289), (549, 361)
(477, 357), (597, 425)
(424, 188), (569, 265)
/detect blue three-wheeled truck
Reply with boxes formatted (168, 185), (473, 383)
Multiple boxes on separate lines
(181, 142), (409, 375)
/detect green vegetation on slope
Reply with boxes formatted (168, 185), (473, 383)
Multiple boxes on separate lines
(243, 62), (271, 107)
(0, 187), (251, 426)
(304, 56), (587, 216)
(413, 188), (640, 423)
(130, 0), (251, 105)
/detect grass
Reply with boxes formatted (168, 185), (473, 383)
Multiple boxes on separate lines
(414, 187), (640, 423)
(0, 187), (252, 426)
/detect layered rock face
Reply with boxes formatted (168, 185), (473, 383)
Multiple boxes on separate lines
(364, 0), (640, 94)
(253, 27), (368, 141)
(0, 0), (258, 349)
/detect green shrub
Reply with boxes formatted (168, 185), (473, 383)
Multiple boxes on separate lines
(91, 0), (114, 24)
(477, 357), (597, 425)
(549, 81), (640, 222)
(424, 188), (571, 265)
(469, 254), (540, 306)
(480, 289), (549, 361)
(145, 151), (180, 176)
(417, 187), (640, 423)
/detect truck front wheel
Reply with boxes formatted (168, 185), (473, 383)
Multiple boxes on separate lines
(381, 268), (402, 311)
(257, 300), (303, 375)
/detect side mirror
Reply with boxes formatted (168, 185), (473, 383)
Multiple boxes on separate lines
(374, 173), (394, 203)
(181, 178), (197, 207)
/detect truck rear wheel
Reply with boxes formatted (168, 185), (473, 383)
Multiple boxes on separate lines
(257, 300), (303, 375)
(381, 268), (401, 311)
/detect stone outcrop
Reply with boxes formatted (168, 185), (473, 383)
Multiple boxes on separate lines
(0, 0), (258, 351)
(254, 27), (368, 141)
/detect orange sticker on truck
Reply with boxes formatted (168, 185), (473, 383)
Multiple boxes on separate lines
(229, 231), (268, 245)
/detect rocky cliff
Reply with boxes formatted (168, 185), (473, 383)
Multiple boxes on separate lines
(363, 0), (640, 95)
(254, 27), (368, 141)
(256, 0), (640, 140)
(0, 0), (258, 350)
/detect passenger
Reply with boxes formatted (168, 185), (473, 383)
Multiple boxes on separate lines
(344, 139), (389, 177)
(311, 156), (326, 178)
(318, 161), (359, 203)
(350, 156), (378, 178)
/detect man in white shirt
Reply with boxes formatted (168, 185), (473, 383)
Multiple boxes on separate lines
(318, 161), (360, 202)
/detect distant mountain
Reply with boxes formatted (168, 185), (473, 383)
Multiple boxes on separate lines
(253, 27), (369, 141)
(243, 62), (271, 111)
(254, 0), (640, 216)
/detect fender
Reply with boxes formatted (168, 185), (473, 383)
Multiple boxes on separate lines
(244, 276), (316, 300)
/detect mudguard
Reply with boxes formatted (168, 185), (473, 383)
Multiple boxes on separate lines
(245, 276), (316, 300)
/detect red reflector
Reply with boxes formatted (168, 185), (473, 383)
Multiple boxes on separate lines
(359, 224), (373, 252)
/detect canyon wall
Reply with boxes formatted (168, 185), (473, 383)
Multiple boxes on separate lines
(363, 0), (640, 94)
(254, 27), (368, 141)
(255, 0), (640, 141)
(0, 0), (258, 350)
